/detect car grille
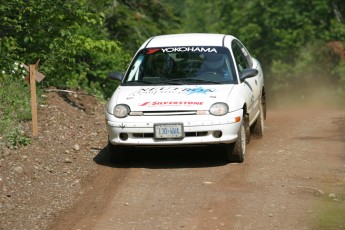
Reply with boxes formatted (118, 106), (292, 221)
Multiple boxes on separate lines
(132, 131), (208, 138)
(142, 111), (197, 116)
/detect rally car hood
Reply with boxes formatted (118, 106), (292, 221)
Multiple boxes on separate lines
(107, 85), (235, 112)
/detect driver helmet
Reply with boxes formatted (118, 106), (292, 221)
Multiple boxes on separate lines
(204, 53), (225, 69)
(153, 54), (174, 76)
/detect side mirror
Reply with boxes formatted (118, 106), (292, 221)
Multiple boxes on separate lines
(109, 72), (124, 81)
(240, 68), (258, 82)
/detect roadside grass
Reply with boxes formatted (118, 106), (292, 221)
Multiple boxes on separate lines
(312, 193), (345, 229)
(0, 73), (33, 154)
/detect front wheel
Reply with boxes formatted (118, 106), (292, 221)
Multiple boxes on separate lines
(251, 98), (264, 138)
(226, 122), (246, 163)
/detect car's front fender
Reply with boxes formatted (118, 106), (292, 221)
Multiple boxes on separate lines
(227, 84), (247, 113)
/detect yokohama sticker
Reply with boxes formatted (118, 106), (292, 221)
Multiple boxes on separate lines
(139, 101), (204, 106)
(161, 47), (217, 53)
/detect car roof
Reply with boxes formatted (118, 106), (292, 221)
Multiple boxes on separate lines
(142, 33), (237, 48)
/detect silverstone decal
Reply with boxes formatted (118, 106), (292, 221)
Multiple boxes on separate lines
(139, 101), (204, 106)
(162, 47), (217, 53)
(129, 87), (216, 96)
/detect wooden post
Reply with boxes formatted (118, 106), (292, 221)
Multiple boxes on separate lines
(23, 60), (45, 136)
(29, 64), (38, 137)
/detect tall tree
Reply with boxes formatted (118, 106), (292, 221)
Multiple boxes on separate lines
(0, 0), (127, 97)
(105, 0), (180, 51)
(173, 0), (345, 99)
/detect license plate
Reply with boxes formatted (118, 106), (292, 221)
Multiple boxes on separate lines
(154, 123), (184, 139)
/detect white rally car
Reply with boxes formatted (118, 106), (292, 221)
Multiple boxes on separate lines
(105, 33), (266, 163)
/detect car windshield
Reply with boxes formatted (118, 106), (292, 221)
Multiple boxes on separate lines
(123, 46), (237, 85)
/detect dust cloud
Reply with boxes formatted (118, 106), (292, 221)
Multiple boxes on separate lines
(267, 41), (344, 112)
(267, 79), (344, 112)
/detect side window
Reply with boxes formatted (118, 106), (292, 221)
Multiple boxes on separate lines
(238, 42), (253, 67)
(231, 42), (250, 73)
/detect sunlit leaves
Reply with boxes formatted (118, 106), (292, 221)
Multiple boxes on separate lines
(0, 0), (132, 98)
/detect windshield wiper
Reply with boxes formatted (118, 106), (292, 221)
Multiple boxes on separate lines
(126, 78), (223, 85)
(178, 78), (222, 84)
(156, 78), (222, 85)
(155, 78), (185, 85)
(124, 80), (155, 85)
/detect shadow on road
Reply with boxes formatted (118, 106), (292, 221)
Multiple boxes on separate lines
(93, 145), (228, 169)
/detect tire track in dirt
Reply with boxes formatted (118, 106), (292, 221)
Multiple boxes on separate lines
(51, 109), (345, 230)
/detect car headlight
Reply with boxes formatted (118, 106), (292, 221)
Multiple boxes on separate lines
(113, 104), (130, 118)
(209, 103), (228, 116)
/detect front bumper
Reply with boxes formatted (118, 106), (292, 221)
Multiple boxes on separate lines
(106, 109), (243, 146)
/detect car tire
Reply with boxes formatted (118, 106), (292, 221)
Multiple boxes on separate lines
(251, 98), (264, 138)
(261, 89), (267, 120)
(244, 113), (250, 144)
(108, 141), (127, 163)
(226, 122), (246, 163)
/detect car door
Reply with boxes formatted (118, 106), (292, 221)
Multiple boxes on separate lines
(231, 40), (260, 123)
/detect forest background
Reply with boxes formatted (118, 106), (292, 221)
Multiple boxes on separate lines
(0, 0), (344, 148)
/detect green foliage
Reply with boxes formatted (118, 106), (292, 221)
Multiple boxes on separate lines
(0, 66), (31, 122)
(0, 0), (131, 98)
(0, 0), (344, 122)
(0, 69), (32, 149)
(333, 61), (345, 96)
(0, 0), (182, 99)
(178, 0), (345, 103)
(0, 0), (183, 149)
(105, 0), (180, 51)
(179, 0), (214, 33)
(7, 128), (31, 148)
(268, 41), (345, 106)
(270, 60), (292, 93)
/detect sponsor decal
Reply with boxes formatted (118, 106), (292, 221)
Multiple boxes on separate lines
(139, 101), (204, 106)
(146, 48), (160, 54)
(186, 87), (214, 95)
(162, 47), (217, 53)
(129, 87), (216, 96)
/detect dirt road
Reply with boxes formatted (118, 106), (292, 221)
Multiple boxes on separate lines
(51, 107), (345, 230)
